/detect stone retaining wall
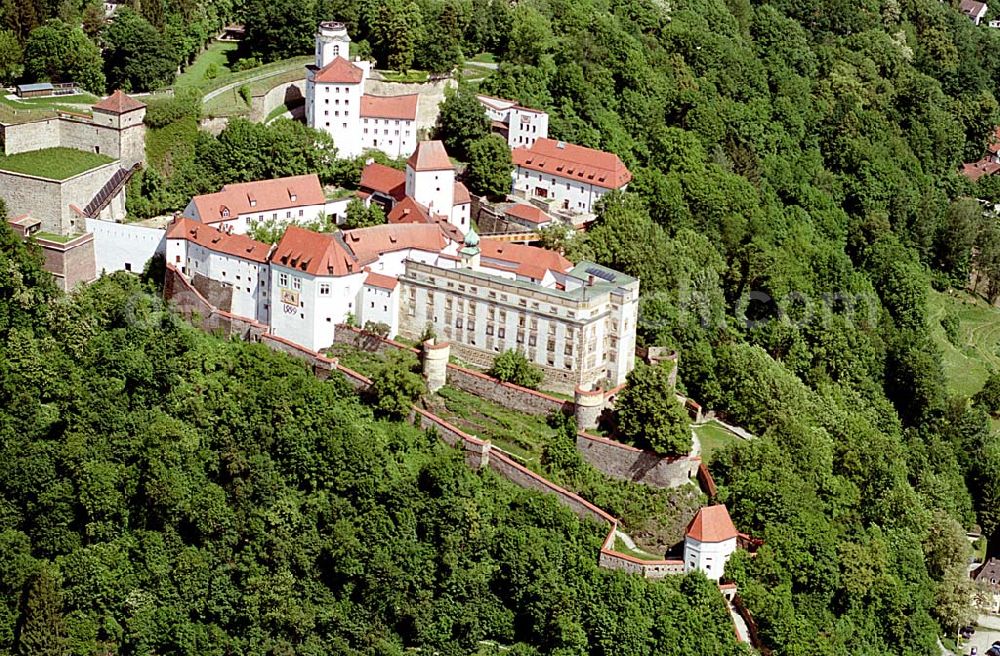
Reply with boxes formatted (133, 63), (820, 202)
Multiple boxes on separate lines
(576, 433), (699, 489)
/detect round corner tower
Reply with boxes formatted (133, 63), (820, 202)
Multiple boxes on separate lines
(422, 339), (450, 393)
(574, 382), (605, 430)
(316, 21), (351, 68)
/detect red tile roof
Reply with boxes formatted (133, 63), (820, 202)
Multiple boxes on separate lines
(686, 505), (738, 543)
(359, 163), (406, 201)
(191, 174), (325, 224)
(454, 181), (471, 204)
(387, 196), (432, 224)
(360, 94), (418, 120)
(166, 217), (272, 263)
(364, 269), (398, 290)
(479, 239), (572, 281)
(407, 140), (453, 171)
(505, 203), (550, 225)
(272, 225), (357, 276)
(273, 223), (450, 277)
(386, 196), (465, 242)
(92, 90), (146, 114)
(513, 138), (631, 190)
(961, 161), (1000, 182)
(341, 223), (448, 263)
(313, 56), (364, 84)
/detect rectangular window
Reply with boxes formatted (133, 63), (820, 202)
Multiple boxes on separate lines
(292, 277), (301, 290)
(278, 272), (288, 287)
(319, 283), (330, 295)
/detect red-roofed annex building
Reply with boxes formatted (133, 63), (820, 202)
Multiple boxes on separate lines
(182, 174), (347, 235)
(512, 138), (632, 215)
(166, 217), (273, 322)
(361, 141), (471, 234)
(305, 22), (418, 159)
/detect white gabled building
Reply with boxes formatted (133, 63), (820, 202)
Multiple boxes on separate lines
(683, 505), (739, 582)
(166, 217), (273, 323)
(305, 21), (418, 160)
(267, 223), (458, 351)
(477, 94), (549, 149)
(183, 174), (333, 235)
(512, 138), (632, 215)
(375, 140), (471, 237)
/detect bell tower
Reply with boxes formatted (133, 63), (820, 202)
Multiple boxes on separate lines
(316, 21), (351, 68)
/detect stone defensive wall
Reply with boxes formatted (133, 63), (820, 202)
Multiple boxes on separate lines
(576, 432), (700, 489)
(164, 265), (268, 341)
(250, 80), (306, 123)
(332, 325), (702, 490)
(162, 273), (687, 579)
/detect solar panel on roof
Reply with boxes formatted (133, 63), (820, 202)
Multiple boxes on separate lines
(585, 266), (615, 282)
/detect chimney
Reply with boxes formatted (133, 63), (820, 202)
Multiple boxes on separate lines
(588, 274), (595, 286)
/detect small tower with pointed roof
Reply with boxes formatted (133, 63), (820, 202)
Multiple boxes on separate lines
(683, 504), (738, 581)
(90, 90), (147, 168)
(459, 226), (480, 269)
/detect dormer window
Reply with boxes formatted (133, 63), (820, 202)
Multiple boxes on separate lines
(221, 207), (230, 218)
(250, 199), (257, 207)
(290, 193), (297, 202)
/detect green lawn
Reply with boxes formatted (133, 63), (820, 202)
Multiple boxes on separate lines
(34, 231), (77, 243)
(172, 41), (239, 92)
(0, 147), (113, 180)
(469, 52), (496, 64)
(376, 69), (430, 83)
(613, 536), (664, 561)
(927, 288), (1000, 398)
(693, 420), (745, 463)
(0, 93), (98, 110)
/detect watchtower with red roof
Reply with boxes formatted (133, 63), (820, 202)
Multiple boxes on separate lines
(90, 90), (147, 168)
(683, 504), (739, 581)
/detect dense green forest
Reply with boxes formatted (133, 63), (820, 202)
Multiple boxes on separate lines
(0, 224), (743, 654)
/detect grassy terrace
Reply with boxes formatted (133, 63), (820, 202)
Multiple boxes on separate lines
(927, 288), (1000, 398)
(172, 41), (239, 91)
(329, 341), (703, 552)
(0, 147), (113, 180)
(0, 93), (98, 124)
(693, 419), (745, 463)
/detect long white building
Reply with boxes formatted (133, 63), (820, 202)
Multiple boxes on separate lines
(305, 22), (418, 159)
(512, 138), (632, 214)
(165, 212), (640, 391)
(183, 174), (342, 235)
(166, 217), (273, 323)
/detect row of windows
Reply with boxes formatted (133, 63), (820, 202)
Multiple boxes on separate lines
(363, 128), (410, 137)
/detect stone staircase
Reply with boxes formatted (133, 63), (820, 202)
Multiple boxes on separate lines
(83, 163), (141, 218)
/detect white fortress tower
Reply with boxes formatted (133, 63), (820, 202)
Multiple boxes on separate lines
(316, 20), (351, 66)
(405, 141), (455, 216)
(683, 505), (738, 581)
(305, 21), (371, 158)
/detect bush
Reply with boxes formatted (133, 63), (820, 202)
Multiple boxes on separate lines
(238, 84), (252, 106)
(232, 57), (262, 72)
(974, 372), (1000, 416)
(489, 349), (543, 389)
(941, 311), (960, 347)
(144, 89), (202, 128)
(204, 62), (219, 80)
(368, 351), (425, 419)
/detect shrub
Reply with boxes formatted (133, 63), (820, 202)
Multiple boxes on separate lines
(144, 89), (202, 128)
(489, 349), (543, 389)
